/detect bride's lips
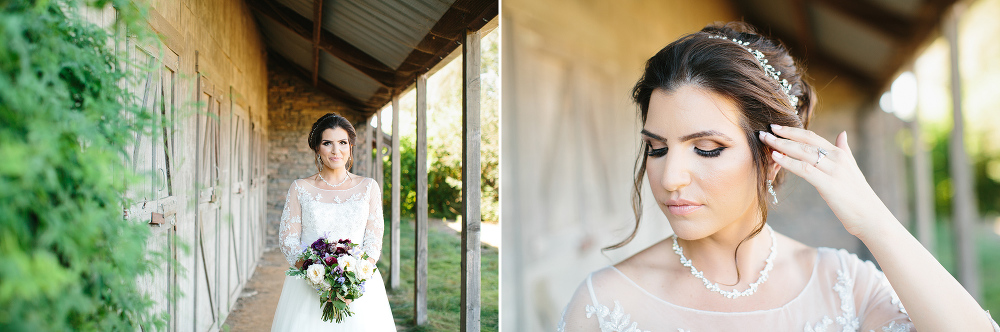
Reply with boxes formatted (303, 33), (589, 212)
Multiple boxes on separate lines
(664, 198), (703, 216)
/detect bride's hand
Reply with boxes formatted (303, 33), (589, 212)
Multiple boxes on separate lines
(758, 124), (895, 238)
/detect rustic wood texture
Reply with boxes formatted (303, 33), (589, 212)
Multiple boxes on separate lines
(390, 93), (401, 290)
(310, 0), (322, 86)
(460, 29), (482, 332)
(910, 119), (935, 254)
(944, 8), (981, 301)
(414, 75), (429, 325)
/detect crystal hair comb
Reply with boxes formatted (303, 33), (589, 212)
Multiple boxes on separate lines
(708, 34), (799, 112)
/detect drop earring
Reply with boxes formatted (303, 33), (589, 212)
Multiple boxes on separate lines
(767, 179), (778, 204)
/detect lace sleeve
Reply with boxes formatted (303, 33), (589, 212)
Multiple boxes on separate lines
(278, 180), (303, 267)
(361, 178), (385, 262)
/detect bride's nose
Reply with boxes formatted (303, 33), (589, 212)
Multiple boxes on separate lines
(661, 152), (692, 192)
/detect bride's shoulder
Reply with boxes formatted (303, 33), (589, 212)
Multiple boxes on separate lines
(612, 239), (674, 277)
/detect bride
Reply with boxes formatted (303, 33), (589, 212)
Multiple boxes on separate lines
(272, 113), (396, 331)
(559, 22), (999, 331)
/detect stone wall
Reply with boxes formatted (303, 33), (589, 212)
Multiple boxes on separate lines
(265, 61), (369, 247)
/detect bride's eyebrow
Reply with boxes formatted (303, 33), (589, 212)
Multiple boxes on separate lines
(679, 130), (733, 143)
(640, 129), (667, 143)
(640, 129), (733, 143)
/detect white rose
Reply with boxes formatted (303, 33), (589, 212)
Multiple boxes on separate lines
(358, 260), (375, 280)
(306, 263), (326, 285)
(339, 256), (358, 275)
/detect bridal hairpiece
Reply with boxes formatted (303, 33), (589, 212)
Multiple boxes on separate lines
(708, 34), (799, 112)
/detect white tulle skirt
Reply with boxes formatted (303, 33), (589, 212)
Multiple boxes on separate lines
(271, 272), (396, 331)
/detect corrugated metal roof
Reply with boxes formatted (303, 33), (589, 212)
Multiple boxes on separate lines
(319, 52), (382, 99)
(249, 0), (494, 114)
(258, 14), (313, 70)
(322, 0), (454, 69)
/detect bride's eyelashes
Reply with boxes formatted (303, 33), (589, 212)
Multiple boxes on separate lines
(695, 147), (725, 158)
(644, 142), (727, 158)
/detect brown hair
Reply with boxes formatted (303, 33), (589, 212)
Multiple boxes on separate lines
(608, 22), (817, 283)
(308, 113), (357, 171)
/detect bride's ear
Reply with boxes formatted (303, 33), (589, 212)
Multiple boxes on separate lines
(766, 149), (782, 180)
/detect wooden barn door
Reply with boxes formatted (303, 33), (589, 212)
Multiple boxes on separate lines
(227, 96), (250, 309)
(195, 75), (221, 332)
(124, 41), (179, 331)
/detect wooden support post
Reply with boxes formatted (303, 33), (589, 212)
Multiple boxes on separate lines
(910, 118), (935, 254)
(944, 7), (981, 301)
(375, 110), (383, 188)
(461, 29), (482, 332)
(415, 74), (429, 325)
(390, 93), (401, 290)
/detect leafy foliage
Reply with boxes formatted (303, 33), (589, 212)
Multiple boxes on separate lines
(0, 0), (164, 330)
(381, 30), (500, 223)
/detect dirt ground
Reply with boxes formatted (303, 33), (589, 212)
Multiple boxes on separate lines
(223, 247), (287, 331)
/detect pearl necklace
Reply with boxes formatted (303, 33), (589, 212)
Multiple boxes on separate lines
(672, 224), (777, 299)
(317, 173), (349, 188)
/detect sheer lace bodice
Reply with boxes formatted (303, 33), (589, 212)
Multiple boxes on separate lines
(278, 177), (385, 267)
(559, 247), (1000, 332)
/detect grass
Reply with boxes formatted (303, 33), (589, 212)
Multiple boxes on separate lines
(928, 220), (1000, 321)
(376, 218), (499, 331)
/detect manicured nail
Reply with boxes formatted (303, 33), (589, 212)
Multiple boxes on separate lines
(770, 124), (781, 130)
(772, 151), (783, 159)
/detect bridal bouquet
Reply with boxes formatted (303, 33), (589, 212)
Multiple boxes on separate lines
(285, 237), (377, 323)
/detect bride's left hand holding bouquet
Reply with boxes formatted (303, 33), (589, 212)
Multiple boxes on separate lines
(286, 237), (377, 323)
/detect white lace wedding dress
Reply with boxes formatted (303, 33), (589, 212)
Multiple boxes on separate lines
(272, 177), (396, 331)
(559, 247), (1000, 332)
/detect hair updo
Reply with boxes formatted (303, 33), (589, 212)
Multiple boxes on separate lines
(308, 113), (358, 171)
(608, 22), (817, 254)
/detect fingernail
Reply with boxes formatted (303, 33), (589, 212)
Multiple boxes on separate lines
(772, 151), (783, 159)
(770, 124), (781, 130)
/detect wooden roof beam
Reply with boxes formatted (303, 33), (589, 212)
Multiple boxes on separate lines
(269, 52), (375, 115)
(791, 0), (815, 52)
(814, 0), (913, 40)
(741, 16), (879, 94)
(394, 0), (498, 82)
(248, 0), (397, 88)
(311, 0), (323, 86)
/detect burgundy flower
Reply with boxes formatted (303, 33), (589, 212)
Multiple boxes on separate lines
(338, 238), (350, 244)
(324, 255), (337, 266)
(302, 258), (314, 268)
(311, 238), (328, 252)
(335, 246), (347, 255)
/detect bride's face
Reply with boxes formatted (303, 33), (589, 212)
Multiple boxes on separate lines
(318, 127), (352, 171)
(643, 85), (763, 241)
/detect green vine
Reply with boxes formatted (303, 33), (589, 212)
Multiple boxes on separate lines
(0, 0), (166, 330)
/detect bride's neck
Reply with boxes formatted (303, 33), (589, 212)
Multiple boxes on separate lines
(319, 167), (350, 184)
(675, 223), (774, 285)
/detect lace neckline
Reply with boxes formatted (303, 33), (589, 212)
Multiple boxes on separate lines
(607, 247), (825, 315)
(296, 177), (369, 191)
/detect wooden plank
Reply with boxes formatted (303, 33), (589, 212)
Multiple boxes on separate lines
(311, 0), (323, 86)
(814, 0), (912, 40)
(414, 75), (428, 326)
(375, 110), (383, 188)
(460, 29), (482, 332)
(390, 93), (401, 290)
(394, 0), (498, 85)
(246, 0), (396, 87)
(944, 8), (980, 301)
(909, 119), (935, 254)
